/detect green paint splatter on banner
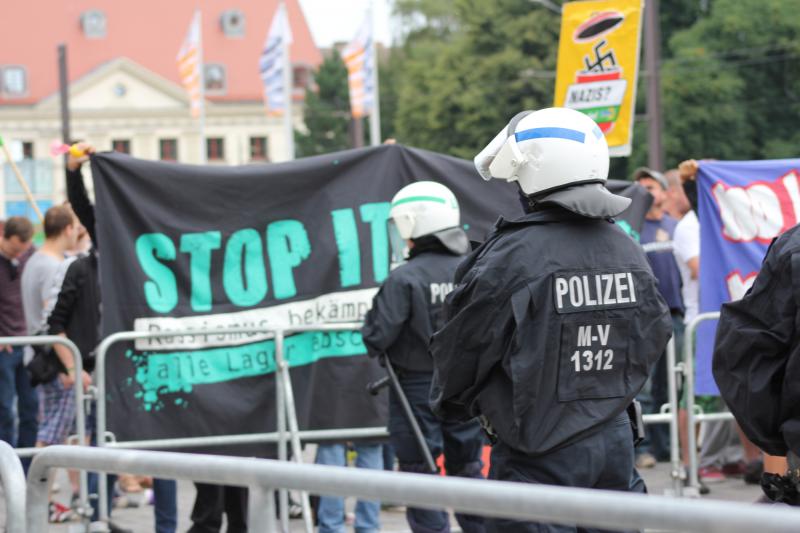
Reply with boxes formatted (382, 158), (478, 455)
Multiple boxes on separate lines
(124, 330), (366, 411)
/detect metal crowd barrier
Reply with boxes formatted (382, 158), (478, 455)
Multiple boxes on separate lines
(0, 335), (91, 518)
(683, 312), (735, 493)
(636, 339), (684, 496)
(27, 445), (800, 533)
(93, 323), (382, 532)
(0, 441), (26, 533)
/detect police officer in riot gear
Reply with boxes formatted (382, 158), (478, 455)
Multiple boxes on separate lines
(714, 224), (800, 504)
(430, 107), (673, 532)
(362, 181), (486, 533)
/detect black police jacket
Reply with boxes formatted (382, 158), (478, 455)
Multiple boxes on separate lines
(362, 243), (465, 373)
(713, 224), (800, 457)
(430, 207), (672, 455)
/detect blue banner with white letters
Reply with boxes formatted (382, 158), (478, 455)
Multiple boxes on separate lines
(697, 159), (800, 395)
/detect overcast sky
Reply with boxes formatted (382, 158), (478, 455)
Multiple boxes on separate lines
(297, 0), (395, 47)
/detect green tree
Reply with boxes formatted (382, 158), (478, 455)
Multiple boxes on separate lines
(295, 51), (352, 157)
(659, 0), (800, 164)
(390, 0), (561, 159)
(386, 0), (800, 170)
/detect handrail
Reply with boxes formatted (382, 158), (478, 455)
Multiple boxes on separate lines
(104, 427), (389, 450)
(0, 335), (90, 518)
(682, 312), (721, 492)
(26, 445), (800, 533)
(0, 441), (26, 533)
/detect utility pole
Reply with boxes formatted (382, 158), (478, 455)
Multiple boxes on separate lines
(351, 117), (364, 148)
(58, 44), (71, 145)
(644, 0), (664, 171)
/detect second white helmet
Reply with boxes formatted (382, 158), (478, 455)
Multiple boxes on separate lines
(474, 107), (610, 197)
(389, 181), (460, 240)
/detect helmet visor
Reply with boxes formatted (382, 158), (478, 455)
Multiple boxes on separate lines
(387, 219), (409, 269)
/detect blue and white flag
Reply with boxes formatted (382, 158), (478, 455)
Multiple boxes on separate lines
(259, 3), (293, 115)
(697, 159), (800, 394)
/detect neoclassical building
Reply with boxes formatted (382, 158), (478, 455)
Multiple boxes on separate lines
(0, 0), (322, 220)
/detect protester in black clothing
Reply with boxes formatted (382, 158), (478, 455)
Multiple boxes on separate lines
(48, 250), (98, 387)
(62, 145), (177, 533)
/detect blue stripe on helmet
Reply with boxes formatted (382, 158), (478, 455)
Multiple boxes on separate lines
(515, 127), (586, 144)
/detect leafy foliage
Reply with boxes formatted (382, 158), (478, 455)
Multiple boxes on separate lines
(383, 0), (800, 170)
(295, 51), (352, 157)
(388, 0), (560, 159)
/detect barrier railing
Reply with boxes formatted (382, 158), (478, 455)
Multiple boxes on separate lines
(93, 323), (377, 532)
(634, 339), (684, 495)
(665, 338), (684, 495)
(0, 335), (91, 518)
(0, 441), (26, 533)
(26, 445), (800, 533)
(683, 312), (735, 493)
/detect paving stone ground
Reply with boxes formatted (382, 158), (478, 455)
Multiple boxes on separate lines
(1, 455), (762, 532)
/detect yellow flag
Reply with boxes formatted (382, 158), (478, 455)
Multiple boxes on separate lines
(554, 0), (644, 157)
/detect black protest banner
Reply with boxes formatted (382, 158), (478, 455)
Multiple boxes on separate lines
(91, 144), (521, 454)
(91, 145), (649, 455)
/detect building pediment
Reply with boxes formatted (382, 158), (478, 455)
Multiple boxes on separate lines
(38, 57), (195, 113)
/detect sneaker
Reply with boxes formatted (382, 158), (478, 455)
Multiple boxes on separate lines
(755, 493), (774, 504)
(722, 461), (747, 477)
(48, 501), (73, 523)
(107, 520), (134, 533)
(699, 466), (727, 484)
(635, 453), (657, 469)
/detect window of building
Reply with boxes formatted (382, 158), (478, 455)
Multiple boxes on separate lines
(204, 64), (227, 95)
(293, 66), (310, 90)
(220, 10), (245, 38)
(2, 66), (27, 97)
(112, 139), (130, 154)
(3, 159), (54, 220)
(81, 10), (107, 38)
(206, 138), (225, 161)
(249, 137), (268, 161)
(22, 142), (34, 160)
(159, 139), (178, 161)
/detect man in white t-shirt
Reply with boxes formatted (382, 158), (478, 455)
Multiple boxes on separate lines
(664, 168), (698, 323)
(675, 160), (763, 487)
(668, 165), (699, 324)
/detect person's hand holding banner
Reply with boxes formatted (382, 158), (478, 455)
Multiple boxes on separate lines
(66, 142), (95, 171)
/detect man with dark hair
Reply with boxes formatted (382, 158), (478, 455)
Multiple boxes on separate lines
(0, 215), (37, 470)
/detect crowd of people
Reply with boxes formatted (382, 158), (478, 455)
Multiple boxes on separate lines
(629, 164), (767, 493)
(0, 106), (796, 533)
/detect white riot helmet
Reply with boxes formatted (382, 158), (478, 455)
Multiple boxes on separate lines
(474, 107), (630, 218)
(388, 181), (469, 263)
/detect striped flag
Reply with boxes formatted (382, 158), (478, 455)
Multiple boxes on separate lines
(176, 11), (203, 118)
(341, 12), (376, 119)
(260, 3), (293, 115)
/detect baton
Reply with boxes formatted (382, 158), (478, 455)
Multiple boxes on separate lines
(366, 355), (438, 473)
